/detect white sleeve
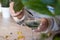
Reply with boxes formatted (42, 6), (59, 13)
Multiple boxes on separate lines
(52, 18), (59, 31)
(12, 15), (25, 23)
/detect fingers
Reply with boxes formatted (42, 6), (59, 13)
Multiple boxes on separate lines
(33, 18), (49, 32)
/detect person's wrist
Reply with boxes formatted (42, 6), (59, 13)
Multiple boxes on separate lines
(16, 11), (24, 19)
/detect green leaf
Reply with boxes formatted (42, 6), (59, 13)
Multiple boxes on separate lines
(22, 0), (55, 16)
(13, 0), (60, 16)
(40, 33), (48, 40)
(1, 0), (9, 7)
(55, 0), (60, 15)
(0, 0), (1, 3)
(41, 0), (56, 6)
(13, 0), (24, 12)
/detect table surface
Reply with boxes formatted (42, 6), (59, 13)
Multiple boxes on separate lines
(0, 13), (40, 40)
(0, 13), (56, 40)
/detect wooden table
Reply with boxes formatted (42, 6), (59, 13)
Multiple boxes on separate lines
(0, 13), (36, 40)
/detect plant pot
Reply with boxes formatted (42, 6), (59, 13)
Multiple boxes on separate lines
(1, 7), (10, 18)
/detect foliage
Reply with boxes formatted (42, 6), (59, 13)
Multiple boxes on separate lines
(0, 0), (1, 2)
(55, 0), (60, 15)
(53, 33), (60, 40)
(21, 0), (56, 16)
(13, 0), (24, 12)
(13, 0), (60, 16)
(1, 0), (9, 7)
(40, 33), (48, 40)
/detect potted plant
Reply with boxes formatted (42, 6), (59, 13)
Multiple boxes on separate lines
(1, 0), (10, 18)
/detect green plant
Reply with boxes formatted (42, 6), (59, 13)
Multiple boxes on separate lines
(13, 0), (24, 12)
(0, 0), (1, 3)
(1, 0), (9, 7)
(13, 0), (60, 26)
(53, 33), (60, 40)
(22, 0), (55, 16)
(40, 33), (48, 40)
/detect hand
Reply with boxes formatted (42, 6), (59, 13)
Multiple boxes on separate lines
(9, 2), (24, 19)
(34, 18), (49, 32)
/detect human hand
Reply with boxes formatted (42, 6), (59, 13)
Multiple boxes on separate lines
(34, 18), (49, 32)
(9, 2), (24, 19)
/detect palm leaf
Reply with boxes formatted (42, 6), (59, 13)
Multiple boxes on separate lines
(13, 0), (60, 16)
(55, 0), (60, 15)
(22, 0), (56, 16)
(41, 0), (56, 6)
